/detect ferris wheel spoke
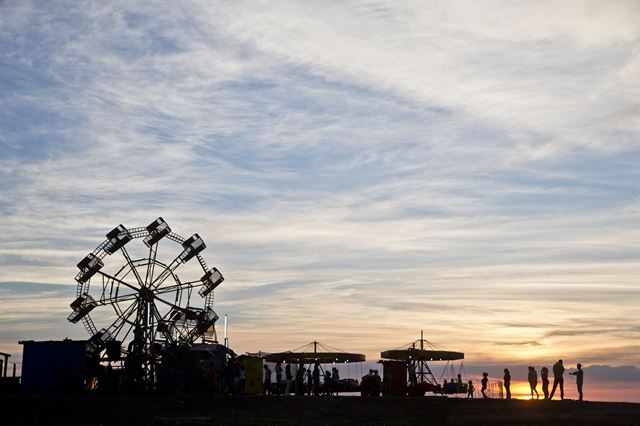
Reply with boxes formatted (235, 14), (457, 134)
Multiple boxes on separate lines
(121, 246), (145, 288)
(107, 297), (140, 337)
(144, 243), (159, 287)
(96, 270), (140, 293)
(149, 259), (181, 289)
(97, 292), (139, 306)
(152, 293), (183, 311)
(154, 281), (200, 297)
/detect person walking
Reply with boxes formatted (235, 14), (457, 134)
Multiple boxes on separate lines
(503, 368), (511, 399)
(549, 359), (565, 400)
(541, 367), (550, 399)
(528, 366), (539, 399)
(481, 372), (488, 398)
(263, 364), (272, 396)
(467, 380), (475, 398)
(570, 363), (584, 401)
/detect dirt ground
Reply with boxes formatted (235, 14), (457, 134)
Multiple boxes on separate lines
(2, 393), (639, 425)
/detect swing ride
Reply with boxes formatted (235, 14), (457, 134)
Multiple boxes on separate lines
(381, 330), (466, 395)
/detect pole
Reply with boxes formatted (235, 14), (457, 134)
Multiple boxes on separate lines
(223, 314), (228, 347)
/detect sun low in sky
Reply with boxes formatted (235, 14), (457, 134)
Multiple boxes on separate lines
(0, 0), (638, 402)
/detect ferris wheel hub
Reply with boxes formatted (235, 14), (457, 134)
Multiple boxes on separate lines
(139, 287), (155, 302)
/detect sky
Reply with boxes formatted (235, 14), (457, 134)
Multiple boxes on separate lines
(1, 0), (639, 402)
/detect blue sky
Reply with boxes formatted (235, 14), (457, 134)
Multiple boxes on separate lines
(0, 0), (639, 400)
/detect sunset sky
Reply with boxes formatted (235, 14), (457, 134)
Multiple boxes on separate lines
(1, 1), (638, 402)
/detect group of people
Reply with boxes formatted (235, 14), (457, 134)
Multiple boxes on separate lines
(502, 360), (584, 401)
(263, 361), (342, 396)
(360, 369), (382, 396)
(195, 358), (247, 397)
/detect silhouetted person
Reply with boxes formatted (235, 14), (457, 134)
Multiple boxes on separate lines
(295, 363), (305, 396)
(541, 367), (550, 399)
(332, 367), (340, 396)
(481, 372), (488, 398)
(467, 380), (475, 398)
(263, 364), (271, 395)
(285, 363), (293, 396)
(570, 363), (584, 401)
(239, 363), (246, 394)
(549, 359), (565, 400)
(361, 370), (373, 396)
(275, 361), (283, 395)
(324, 371), (331, 395)
(312, 362), (321, 396)
(528, 366), (539, 399)
(503, 368), (511, 399)
(371, 370), (382, 396)
(306, 366), (313, 396)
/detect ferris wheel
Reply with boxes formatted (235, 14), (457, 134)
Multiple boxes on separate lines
(67, 217), (224, 384)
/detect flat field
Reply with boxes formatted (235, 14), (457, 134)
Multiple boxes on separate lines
(2, 393), (639, 425)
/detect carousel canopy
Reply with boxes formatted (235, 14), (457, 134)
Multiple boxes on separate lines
(381, 348), (464, 361)
(381, 331), (464, 361)
(256, 341), (366, 364)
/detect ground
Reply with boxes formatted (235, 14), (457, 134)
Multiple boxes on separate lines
(2, 394), (639, 425)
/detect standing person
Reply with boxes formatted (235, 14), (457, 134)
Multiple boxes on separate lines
(331, 367), (340, 396)
(306, 366), (313, 396)
(275, 361), (283, 395)
(372, 370), (382, 396)
(312, 362), (321, 396)
(541, 367), (550, 399)
(549, 359), (565, 400)
(295, 363), (306, 396)
(570, 363), (584, 401)
(467, 380), (475, 398)
(263, 364), (272, 396)
(284, 363), (293, 396)
(481, 372), (489, 398)
(503, 369), (511, 400)
(528, 366), (539, 399)
(324, 371), (332, 395)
